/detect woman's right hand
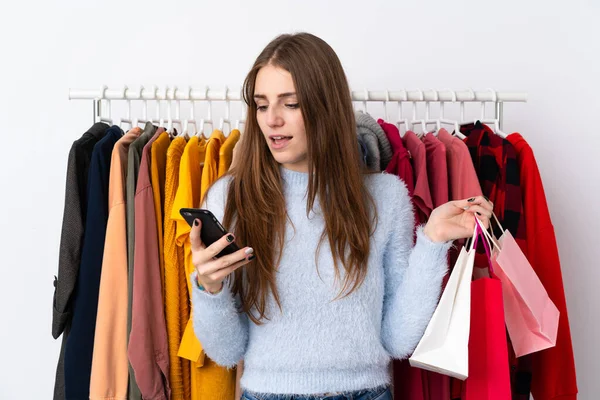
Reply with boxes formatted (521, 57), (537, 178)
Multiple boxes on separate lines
(189, 218), (255, 294)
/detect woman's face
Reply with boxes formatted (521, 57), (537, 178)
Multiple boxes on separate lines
(254, 64), (308, 173)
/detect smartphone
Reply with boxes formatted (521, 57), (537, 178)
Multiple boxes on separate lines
(179, 208), (240, 258)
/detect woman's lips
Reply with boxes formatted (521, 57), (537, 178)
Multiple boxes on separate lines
(270, 136), (292, 150)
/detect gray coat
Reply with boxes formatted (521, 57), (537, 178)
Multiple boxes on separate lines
(52, 122), (109, 400)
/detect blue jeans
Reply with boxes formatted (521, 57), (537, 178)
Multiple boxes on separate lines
(241, 385), (392, 400)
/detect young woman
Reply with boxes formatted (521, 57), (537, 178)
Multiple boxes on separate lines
(188, 33), (492, 400)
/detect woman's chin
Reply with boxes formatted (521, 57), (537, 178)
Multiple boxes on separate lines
(271, 152), (293, 165)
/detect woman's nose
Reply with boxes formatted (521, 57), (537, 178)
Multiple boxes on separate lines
(266, 107), (284, 128)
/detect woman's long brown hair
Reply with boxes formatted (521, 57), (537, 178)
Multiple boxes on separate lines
(222, 32), (377, 325)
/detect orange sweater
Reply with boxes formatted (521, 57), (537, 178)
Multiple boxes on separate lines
(174, 136), (236, 400)
(163, 136), (190, 399)
(218, 129), (241, 178)
(151, 131), (171, 297)
(201, 130), (225, 205)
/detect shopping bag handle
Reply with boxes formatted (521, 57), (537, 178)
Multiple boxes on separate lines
(467, 217), (493, 254)
(476, 217), (501, 253)
(474, 217), (497, 277)
(487, 211), (505, 241)
(492, 212), (504, 231)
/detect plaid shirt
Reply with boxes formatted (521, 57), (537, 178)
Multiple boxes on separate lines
(459, 122), (530, 400)
(461, 122), (526, 245)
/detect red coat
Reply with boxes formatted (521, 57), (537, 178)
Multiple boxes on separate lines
(507, 133), (577, 400)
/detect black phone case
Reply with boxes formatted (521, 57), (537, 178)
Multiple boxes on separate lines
(179, 208), (240, 258)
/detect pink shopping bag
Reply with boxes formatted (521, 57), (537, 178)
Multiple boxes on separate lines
(481, 214), (560, 357)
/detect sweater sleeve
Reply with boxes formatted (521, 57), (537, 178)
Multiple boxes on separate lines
(52, 143), (82, 339)
(190, 272), (249, 369)
(380, 177), (452, 360)
(190, 175), (249, 369)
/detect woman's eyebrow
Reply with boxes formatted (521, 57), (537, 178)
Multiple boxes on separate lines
(253, 92), (297, 100)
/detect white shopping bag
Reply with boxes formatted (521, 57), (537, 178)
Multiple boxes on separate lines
(409, 225), (478, 380)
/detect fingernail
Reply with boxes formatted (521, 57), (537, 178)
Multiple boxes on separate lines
(226, 234), (234, 243)
(483, 196), (490, 203)
(463, 206), (470, 210)
(245, 247), (254, 255)
(193, 219), (199, 226)
(468, 197), (475, 202)
(476, 212), (482, 216)
(248, 255), (256, 261)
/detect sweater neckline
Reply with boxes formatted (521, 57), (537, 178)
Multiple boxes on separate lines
(280, 165), (309, 190)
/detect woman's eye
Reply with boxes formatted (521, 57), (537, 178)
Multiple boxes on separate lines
(257, 104), (298, 112)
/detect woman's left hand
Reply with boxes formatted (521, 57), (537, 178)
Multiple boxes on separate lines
(422, 196), (494, 243)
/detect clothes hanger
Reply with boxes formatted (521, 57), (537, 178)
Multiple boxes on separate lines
(182, 87), (196, 140)
(199, 118), (213, 139)
(218, 86), (232, 136)
(235, 100), (246, 134)
(458, 87), (478, 125)
(448, 119), (464, 140)
(438, 89), (466, 139)
(465, 88), (506, 137)
(409, 89), (427, 138)
(182, 120), (195, 140)
(98, 85), (113, 125)
(484, 119), (507, 138)
(197, 86), (213, 139)
(119, 86), (133, 131)
(395, 90), (410, 137)
(157, 87), (181, 137)
(360, 88), (369, 114)
(168, 86), (183, 138)
(133, 86), (147, 128)
(382, 89), (390, 122)
(159, 87), (170, 133)
(485, 88), (508, 138)
(424, 88), (442, 135)
(456, 88), (481, 140)
(151, 85), (162, 126)
(457, 88), (508, 139)
(454, 98), (471, 140)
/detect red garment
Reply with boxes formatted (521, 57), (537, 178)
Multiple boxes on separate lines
(379, 118), (418, 229)
(128, 128), (171, 400)
(436, 128), (482, 201)
(507, 133), (577, 400)
(423, 133), (448, 208)
(402, 131), (433, 223)
(378, 119), (415, 196)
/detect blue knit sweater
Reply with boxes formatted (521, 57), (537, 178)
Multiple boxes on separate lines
(190, 166), (452, 395)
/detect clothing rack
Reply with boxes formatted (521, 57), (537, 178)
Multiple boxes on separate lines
(68, 87), (528, 130)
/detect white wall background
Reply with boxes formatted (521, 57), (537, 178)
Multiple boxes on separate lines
(1, 0), (598, 398)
